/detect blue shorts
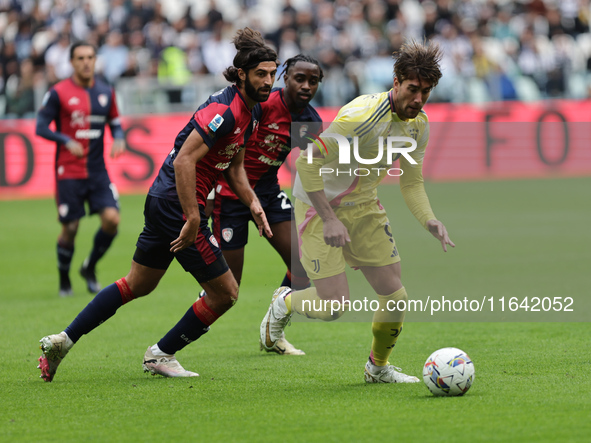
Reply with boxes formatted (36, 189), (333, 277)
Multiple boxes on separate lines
(55, 174), (119, 223)
(212, 185), (292, 250)
(134, 195), (228, 282)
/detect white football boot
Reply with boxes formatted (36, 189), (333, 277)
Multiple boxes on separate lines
(260, 286), (293, 351)
(38, 332), (74, 382)
(142, 347), (199, 378)
(364, 360), (420, 383)
(260, 331), (305, 355)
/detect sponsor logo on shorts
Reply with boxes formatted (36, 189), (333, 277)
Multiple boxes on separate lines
(58, 204), (69, 217)
(222, 228), (233, 242)
(312, 259), (320, 273)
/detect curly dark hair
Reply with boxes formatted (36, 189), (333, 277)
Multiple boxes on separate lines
(283, 54), (324, 82)
(223, 28), (278, 86)
(393, 40), (443, 87)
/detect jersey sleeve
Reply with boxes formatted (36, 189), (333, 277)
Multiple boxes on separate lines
(35, 89), (71, 145)
(399, 118), (436, 229)
(192, 102), (236, 148)
(108, 89), (125, 139)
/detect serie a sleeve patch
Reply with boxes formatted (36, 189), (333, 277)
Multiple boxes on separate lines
(208, 114), (224, 132)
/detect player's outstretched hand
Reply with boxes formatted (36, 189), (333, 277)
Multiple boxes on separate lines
(170, 217), (200, 253)
(250, 200), (272, 238)
(65, 140), (84, 158)
(111, 139), (126, 158)
(323, 217), (351, 248)
(426, 219), (455, 252)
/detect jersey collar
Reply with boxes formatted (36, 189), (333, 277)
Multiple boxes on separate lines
(232, 84), (252, 112)
(388, 89), (395, 115)
(69, 76), (95, 89)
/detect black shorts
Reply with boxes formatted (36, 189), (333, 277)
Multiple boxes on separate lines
(211, 185), (292, 250)
(55, 174), (119, 222)
(134, 195), (228, 282)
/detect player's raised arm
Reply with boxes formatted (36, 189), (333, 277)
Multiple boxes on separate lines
(170, 129), (210, 253)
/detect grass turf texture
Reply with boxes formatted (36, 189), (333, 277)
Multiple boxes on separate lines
(1, 177), (590, 442)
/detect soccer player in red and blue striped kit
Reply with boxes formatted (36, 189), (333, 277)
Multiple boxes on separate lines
(209, 55), (323, 355)
(36, 42), (126, 297)
(37, 28), (277, 381)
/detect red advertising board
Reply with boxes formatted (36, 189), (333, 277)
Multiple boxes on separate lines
(1, 100), (590, 200)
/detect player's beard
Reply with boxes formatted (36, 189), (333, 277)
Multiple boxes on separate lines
(395, 96), (420, 120)
(245, 76), (271, 103)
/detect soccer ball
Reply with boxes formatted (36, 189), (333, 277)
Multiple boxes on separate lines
(423, 347), (475, 396)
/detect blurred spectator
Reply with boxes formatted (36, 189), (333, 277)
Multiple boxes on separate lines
(158, 45), (191, 103)
(202, 23), (236, 75)
(205, 0), (224, 32)
(4, 0), (591, 118)
(108, 0), (128, 31)
(5, 57), (35, 116)
(71, 1), (95, 40)
(44, 32), (72, 83)
(97, 30), (129, 83)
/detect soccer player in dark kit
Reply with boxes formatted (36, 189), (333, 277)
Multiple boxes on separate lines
(209, 54), (323, 355)
(36, 41), (126, 296)
(37, 28), (277, 381)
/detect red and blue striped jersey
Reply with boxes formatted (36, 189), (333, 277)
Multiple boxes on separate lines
(149, 85), (257, 206)
(216, 87), (321, 199)
(36, 77), (123, 180)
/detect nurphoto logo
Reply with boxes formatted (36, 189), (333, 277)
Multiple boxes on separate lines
(306, 133), (417, 176)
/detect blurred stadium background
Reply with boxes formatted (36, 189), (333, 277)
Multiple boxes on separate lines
(2, 0), (591, 201)
(2, 3), (590, 440)
(2, 0), (591, 117)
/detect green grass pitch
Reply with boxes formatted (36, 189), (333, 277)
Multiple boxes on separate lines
(1, 177), (590, 442)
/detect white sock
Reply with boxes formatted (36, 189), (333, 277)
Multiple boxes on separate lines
(368, 360), (386, 374)
(150, 344), (170, 357)
(62, 332), (74, 351)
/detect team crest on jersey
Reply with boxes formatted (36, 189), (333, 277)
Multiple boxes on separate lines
(208, 114), (224, 132)
(68, 96), (80, 106)
(98, 94), (108, 107)
(222, 228), (233, 242)
(209, 235), (219, 248)
(409, 128), (419, 140)
(252, 119), (259, 131)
